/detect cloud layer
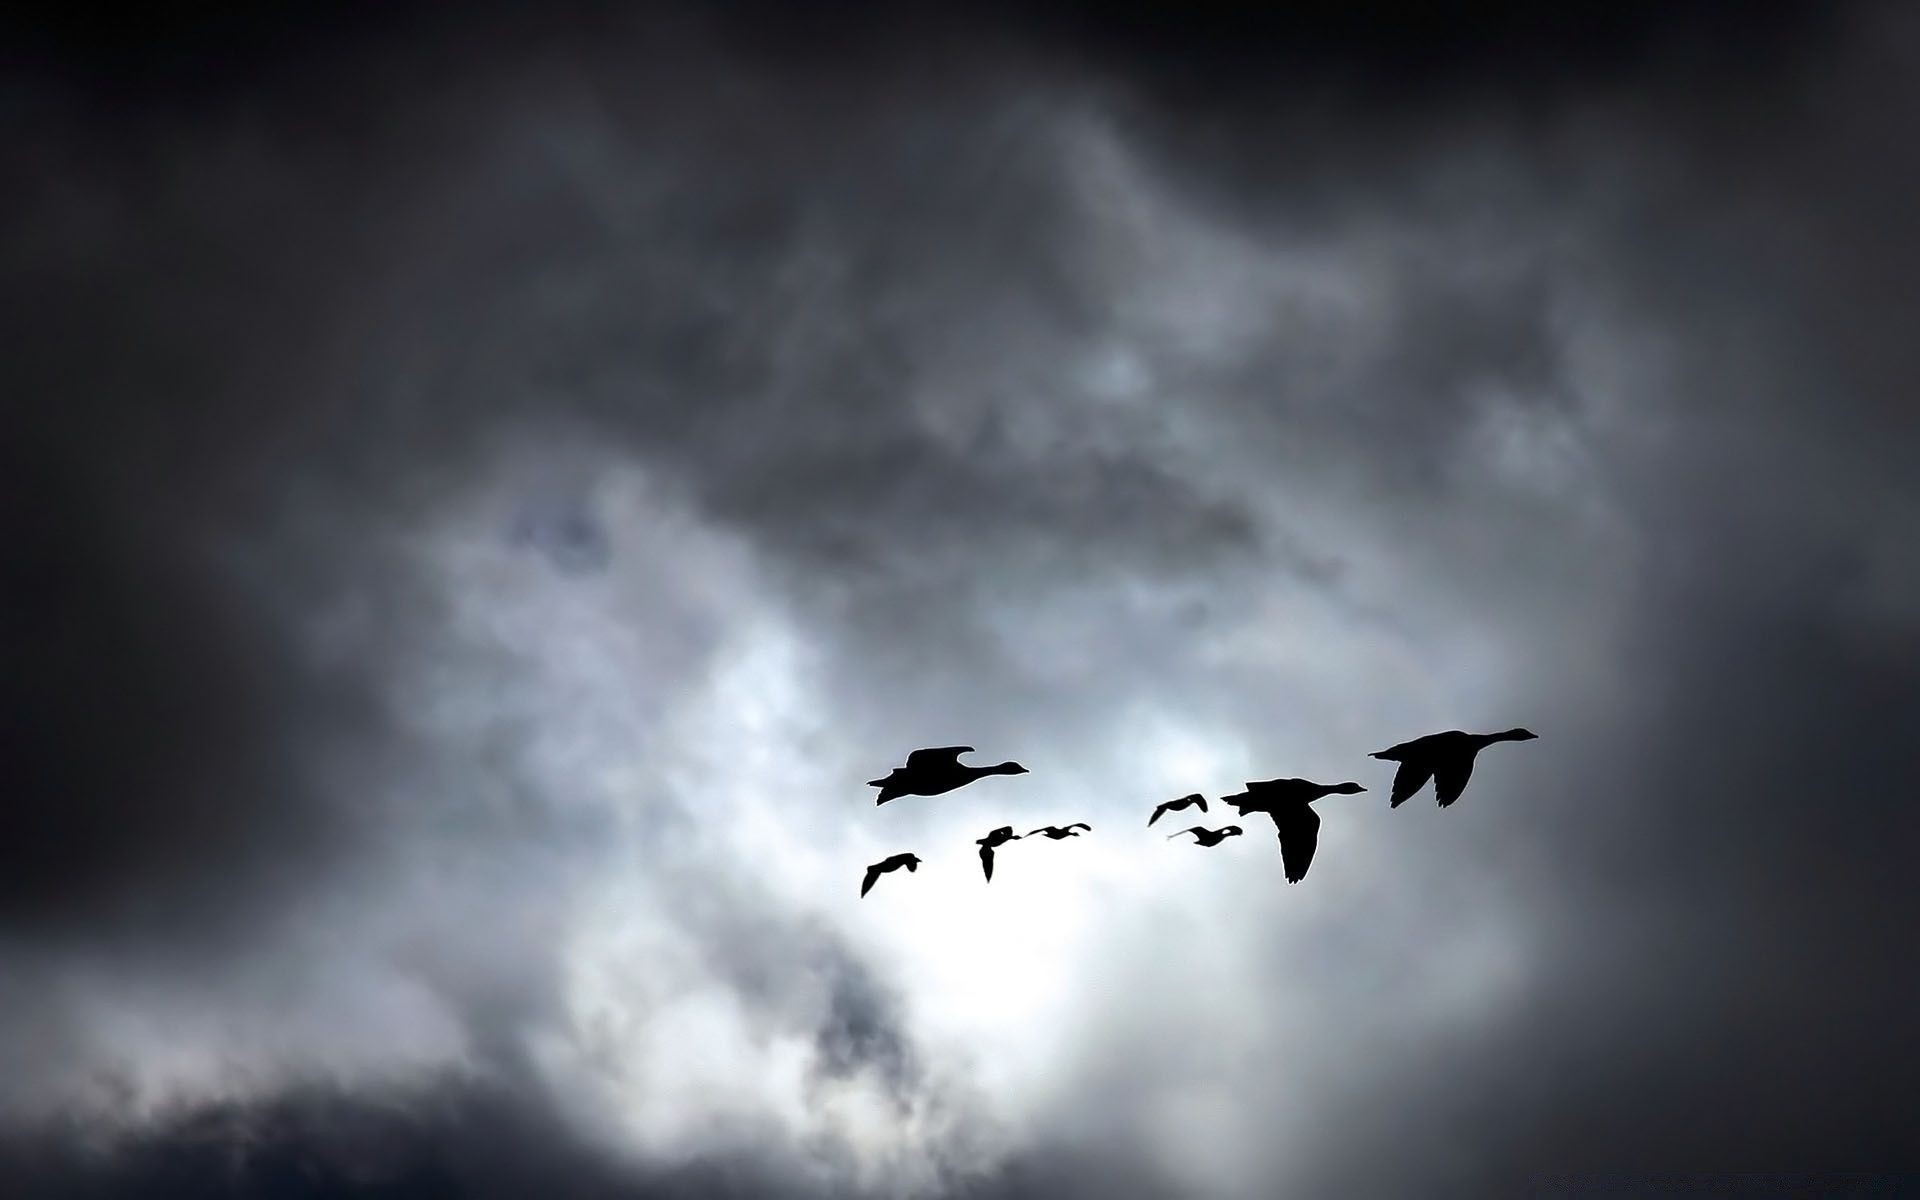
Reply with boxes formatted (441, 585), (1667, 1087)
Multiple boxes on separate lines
(3, 3), (1916, 1195)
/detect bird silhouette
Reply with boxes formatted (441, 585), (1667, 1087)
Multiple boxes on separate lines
(860, 852), (922, 898)
(1370, 728), (1537, 808)
(1146, 793), (1208, 827)
(1026, 823), (1091, 839)
(1221, 778), (1366, 883)
(1167, 825), (1243, 847)
(868, 746), (1028, 805)
(975, 825), (1023, 881)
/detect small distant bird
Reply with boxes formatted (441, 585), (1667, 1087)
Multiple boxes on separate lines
(1222, 778), (1366, 883)
(1369, 728), (1537, 808)
(868, 746), (1029, 806)
(1168, 825), (1243, 847)
(860, 853), (922, 898)
(1146, 793), (1208, 827)
(1026, 823), (1091, 839)
(976, 825), (1023, 881)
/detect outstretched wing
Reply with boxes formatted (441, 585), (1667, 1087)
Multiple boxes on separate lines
(1388, 760), (1434, 808)
(1147, 802), (1168, 826)
(907, 746), (973, 769)
(1273, 805), (1321, 884)
(1433, 754), (1477, 807)
(979, 845), (996, 881)
(860, 862), (884, 897)
(1066, 822), (1091, 832)
(1224, 793), (1273, 818)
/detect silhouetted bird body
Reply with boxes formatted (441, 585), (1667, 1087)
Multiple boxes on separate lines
(1370, 728), (1536, 808)
(975, 825), (1023, 881)
(868, 746), (1028, 805)
(860, 852), (922, 898)
(1147, 793), (1208, 827)
(1168, 825), (1243, 847)
(1221, 778), (1366, 883)
(1026, 823), (1091, 839)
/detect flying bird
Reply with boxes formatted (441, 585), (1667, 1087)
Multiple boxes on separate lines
(1146, 793), (1208, 827)
(1369, 728), (1537, 808)
(1025, 823), (1091, 839)
(1222, 778), (1366, 883)
(868, 746), (1029, 805)
(1167, 825), (1243, 847)
(975, 825), (1023, 881)
(860, 853), (922, 898)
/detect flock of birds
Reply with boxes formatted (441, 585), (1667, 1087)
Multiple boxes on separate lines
(858, 728), (1537, 897)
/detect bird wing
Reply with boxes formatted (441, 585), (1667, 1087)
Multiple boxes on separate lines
(907, 746), (973, 769)
(860, 862), (884, 897)
(1193, 796), (1208, 813)
(979, 844), (995, 881)
(1372, 732), (1438, 760)
(1274, 805), (1321, 883)
(1388, 760), (1435, 808)
(1067, 822), (1091, 831)
(1147, 802), (1170, 826)
(1433, 754), (1477, 807)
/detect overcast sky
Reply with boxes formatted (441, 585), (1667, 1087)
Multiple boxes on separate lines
(3, 3), (1917, 1196)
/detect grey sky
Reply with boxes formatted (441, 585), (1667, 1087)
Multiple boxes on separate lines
(3, 3), (1916, 1196)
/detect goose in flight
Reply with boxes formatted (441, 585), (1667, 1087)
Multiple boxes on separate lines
(1167, 825), (1243, 847)
(860, 853), (922, 898)
(1026, 823), (1091, 839)
(1370, 728), (1537, 808)
(1146, 793), (1208, 827)
(868, 746), (1029, 806)
(1222, 778), (1366, 883)
(976, 825), (1023, 881)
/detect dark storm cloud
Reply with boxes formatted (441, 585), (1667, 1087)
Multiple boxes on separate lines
(1217, 10), (1920, 1192)
(3, 1), (1917, 1196)
(0, 139), (417, 942)
(0, 1079), (1185, 1200)
(0, 1077), (837, 1200)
